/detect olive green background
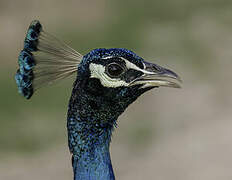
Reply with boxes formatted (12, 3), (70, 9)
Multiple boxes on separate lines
(1, 0), (232, 179)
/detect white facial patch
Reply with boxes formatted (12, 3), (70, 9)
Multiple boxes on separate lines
(121, 58), (155, 75)
(89, 57), (156, 88)
(89, 63), (129, 88)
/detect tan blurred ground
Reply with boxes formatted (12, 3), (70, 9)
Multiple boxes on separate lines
(1, 0), (232, 179)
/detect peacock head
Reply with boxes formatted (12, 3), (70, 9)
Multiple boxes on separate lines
(74, 48), (181, 108)
(15, 20), (181, 108)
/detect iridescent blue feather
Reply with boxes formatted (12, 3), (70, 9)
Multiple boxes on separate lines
(15, 20), (82, 99)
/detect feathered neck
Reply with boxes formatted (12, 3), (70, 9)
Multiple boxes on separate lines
(67, 78), (123, 180)
(67, 70), (145, 180)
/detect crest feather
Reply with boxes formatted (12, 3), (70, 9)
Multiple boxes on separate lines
(15, 20), (82, 99)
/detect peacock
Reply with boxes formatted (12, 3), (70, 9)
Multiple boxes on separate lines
(15, 20), (181, 180)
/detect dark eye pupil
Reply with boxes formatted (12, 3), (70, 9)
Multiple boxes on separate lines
(107, 63), (124, 77)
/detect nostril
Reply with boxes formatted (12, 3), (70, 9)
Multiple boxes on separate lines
(144, 61), (163, 73)
(152, 64), (161, 72)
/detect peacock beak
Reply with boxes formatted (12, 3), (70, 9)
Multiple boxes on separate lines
(131, 61), (182, 88)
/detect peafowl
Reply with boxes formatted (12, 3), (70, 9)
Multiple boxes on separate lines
(15, 20), (181, 180)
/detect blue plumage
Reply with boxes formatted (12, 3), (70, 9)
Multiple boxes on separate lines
(24, 20), (42, 51)
(15, 20), (181, 180)
(15, 51), (34, 99)
(68, 48), (152, 180)
(80, 48), (144, 70)
(18, 50), (35, 72)
(15, 20), (41, 99)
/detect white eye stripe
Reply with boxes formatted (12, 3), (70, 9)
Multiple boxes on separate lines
(89, 63), (129, 88)
(121, 58), (155, 75)
(101, 56), (153, 74)
(101, 56), (114, 60)
(89, 57), (154, 88)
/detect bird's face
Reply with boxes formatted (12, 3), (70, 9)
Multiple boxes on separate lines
(77, 48), (181, 108)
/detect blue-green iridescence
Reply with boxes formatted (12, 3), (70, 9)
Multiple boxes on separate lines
(15, 20), (42, 99)
(68, 48), (152, 180)
(79, 48), (144, 73)
(24, 20), (42, 52)
(16, 21), (154, 180)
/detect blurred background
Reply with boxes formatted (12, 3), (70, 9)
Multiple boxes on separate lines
(1, 0), (232, 179)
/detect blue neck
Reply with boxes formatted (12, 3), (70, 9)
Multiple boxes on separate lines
(67, 52), (149, 180)
(72, 129), (115, 180)
(67, 79), (123, 180)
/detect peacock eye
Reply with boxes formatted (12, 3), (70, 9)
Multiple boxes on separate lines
(106, 62), (124, 78)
